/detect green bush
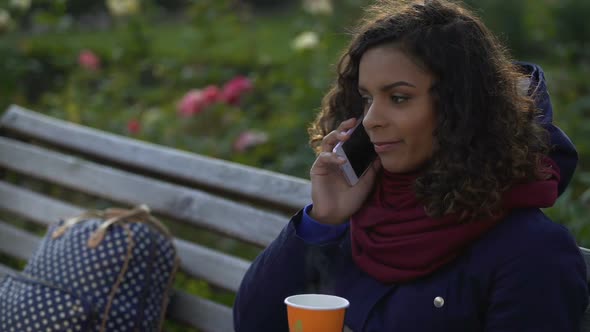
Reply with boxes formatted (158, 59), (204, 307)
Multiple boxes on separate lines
(0, 2), (589, 330)
(1, 0), (589, 236)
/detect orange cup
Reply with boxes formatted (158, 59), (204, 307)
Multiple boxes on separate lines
(284, 294), (350, 332)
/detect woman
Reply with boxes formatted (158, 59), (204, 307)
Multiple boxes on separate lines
(234, 0), (588, 331)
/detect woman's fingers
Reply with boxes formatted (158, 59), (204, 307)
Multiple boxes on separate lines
(320, 131), (344, 152)
(311, 152), (346, 175)
(320, 118), (357, 152)
(318, 151), (346, 166)
(337, 117), (358, 131)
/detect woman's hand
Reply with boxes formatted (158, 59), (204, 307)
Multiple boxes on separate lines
(309, 118), (381, 225)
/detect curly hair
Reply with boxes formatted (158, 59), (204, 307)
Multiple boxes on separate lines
(308, 0), (550, 220)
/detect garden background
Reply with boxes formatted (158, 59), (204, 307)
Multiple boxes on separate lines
(1, 0), (589, 330)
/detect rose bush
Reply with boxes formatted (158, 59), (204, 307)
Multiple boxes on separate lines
(78, 49), (101, 71)
(0, 0), (588, 221)
(0, 2), (589, 330)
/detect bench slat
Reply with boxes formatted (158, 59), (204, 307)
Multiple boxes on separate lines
(0, 262), (232, 332)
(1, 105), (311, 212)
(0, 220), (41, 261)
(0, 263), (16, 278)
(0, 182), (85, 223)
(175, 238), (250, 292)
(0, 137), (287, 247)
(168, 290), (234, 332)
(0, 181), (251, 292)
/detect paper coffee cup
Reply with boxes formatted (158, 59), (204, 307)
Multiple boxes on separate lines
(284, 294), (349, 332)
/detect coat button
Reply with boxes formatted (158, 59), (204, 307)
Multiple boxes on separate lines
(433, 296), (445, 308)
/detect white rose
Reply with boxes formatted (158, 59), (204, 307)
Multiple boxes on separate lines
(10, 0), (31, 11)
(106, 0), (140, 17)
(291, 31), (320, 51)
(303, 0), (333, 16)
(0, 9), (12, 32)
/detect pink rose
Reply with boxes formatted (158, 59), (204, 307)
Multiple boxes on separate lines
(220, 76), (253, 106)
(127, 119), (141, 135)
(233, 130), (269, 152)
(78, 49), (101, 71)
(201, 85), (221, 104)
(177, 85), (221, 117)
(177, 90), (206, 117)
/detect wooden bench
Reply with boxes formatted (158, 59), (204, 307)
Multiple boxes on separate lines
(1, 105), (589, 331)
(0, 104), (311, 331)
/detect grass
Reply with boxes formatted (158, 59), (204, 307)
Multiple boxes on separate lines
(0, 8), (352, 68)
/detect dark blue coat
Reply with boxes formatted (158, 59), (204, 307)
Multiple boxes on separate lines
(233, 63), (588, 331)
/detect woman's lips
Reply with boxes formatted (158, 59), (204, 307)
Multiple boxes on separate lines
(373, 141), (402, 153)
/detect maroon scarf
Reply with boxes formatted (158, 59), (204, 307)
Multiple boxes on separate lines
(350, 159), (560, 284)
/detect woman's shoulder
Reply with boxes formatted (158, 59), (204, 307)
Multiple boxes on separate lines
(470, 208), (582, 266)
(496, 208), (575, 245)
(460, 209), (589, 332)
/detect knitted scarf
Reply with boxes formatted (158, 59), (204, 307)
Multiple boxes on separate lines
(350, 159), (560, 283)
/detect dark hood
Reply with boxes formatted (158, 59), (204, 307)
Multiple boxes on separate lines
(516, 62), (578, 196)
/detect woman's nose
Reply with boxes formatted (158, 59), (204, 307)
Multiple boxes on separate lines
(362, 99), (384, 129)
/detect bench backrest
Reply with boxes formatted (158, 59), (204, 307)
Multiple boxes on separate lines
(1, 105), (589, 331)
(0, 105), (311, 331)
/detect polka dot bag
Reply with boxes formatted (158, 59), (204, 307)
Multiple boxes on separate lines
(0, 205), (180, 332)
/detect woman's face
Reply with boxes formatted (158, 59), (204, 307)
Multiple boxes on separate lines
(358, 46), (437, 173)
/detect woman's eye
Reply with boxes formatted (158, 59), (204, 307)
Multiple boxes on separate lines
(391, 95), (409, 104)
(361, 96), (373, 107)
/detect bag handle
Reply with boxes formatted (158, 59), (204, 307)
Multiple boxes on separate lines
(52, 210), (104, 239)
(51, 204), (172, 248)
(87, 204), (153, 248)
(103, 205), (172, 238)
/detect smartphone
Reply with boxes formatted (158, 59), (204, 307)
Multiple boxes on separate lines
(332, 118), (377, 186)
